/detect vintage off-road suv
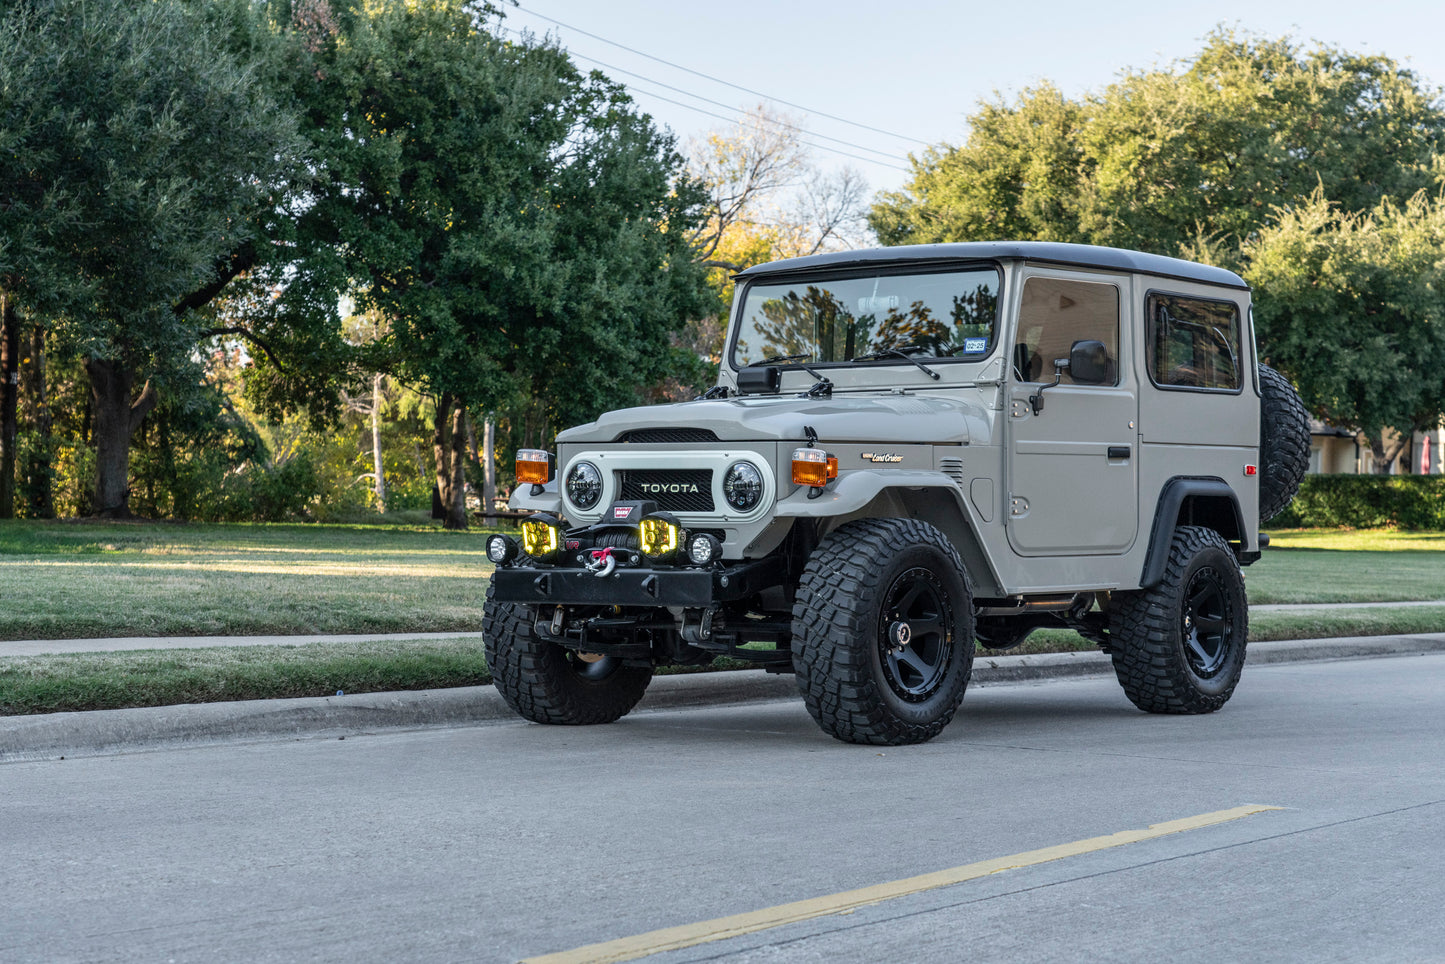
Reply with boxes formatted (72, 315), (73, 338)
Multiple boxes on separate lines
(483, 242), (1310, 745)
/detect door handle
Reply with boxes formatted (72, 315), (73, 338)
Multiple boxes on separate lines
(1107, 446), (1131, 460)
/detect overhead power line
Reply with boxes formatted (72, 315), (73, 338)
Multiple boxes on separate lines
(561, 46), (911, 165)
(510, 4), (929, 146)
(496, 25), (912, 173)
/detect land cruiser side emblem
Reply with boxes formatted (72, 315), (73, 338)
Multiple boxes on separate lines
(861, 452), (904, 463)
(639, 482), (701, 494)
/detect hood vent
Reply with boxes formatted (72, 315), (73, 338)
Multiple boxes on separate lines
(617, 428), (719, 444)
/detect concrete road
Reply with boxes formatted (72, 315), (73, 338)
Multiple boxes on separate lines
(3, 654), (1443, 964)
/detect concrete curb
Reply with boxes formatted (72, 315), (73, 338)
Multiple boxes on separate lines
(4, 633), (1445, 762)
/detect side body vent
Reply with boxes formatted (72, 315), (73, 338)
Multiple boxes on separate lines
(939, 457), (967, 486)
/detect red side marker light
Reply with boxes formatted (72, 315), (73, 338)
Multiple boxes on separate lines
(1244, 464), (1258, 476)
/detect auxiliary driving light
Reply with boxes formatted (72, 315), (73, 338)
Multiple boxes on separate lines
(687, 533), (722, 566)
(639, 513), (683, 561)
(791, 448), (838, 487)
(519, 514), (564, 561)
(485, 534), (518, 565)
(515, 449), (552, 485)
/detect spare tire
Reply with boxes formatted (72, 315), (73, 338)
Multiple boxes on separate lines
(1258, 364), (1310, 521)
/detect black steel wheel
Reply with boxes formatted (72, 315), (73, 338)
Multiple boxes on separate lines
(791, 518), (974, 745)
(483, 577), (652, 725)
(1109, 526), (1248, 714)
(1181, 564), (1235, 678)
(877, 568), (956, 702)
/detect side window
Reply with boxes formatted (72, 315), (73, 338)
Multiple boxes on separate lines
(1148, 293), (1242, 391)
(1012, 277), (1120, 385)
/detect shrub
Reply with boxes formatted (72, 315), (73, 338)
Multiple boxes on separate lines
(1271, 475), (1445, 530)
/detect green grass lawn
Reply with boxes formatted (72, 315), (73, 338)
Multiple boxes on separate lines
(1247, 528), (1445, 604)
(2, 521), (1443, 714)
(0, 519), (498, 639)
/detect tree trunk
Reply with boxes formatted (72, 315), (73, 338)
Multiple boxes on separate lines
(1367, 433), (1409, 475)
(22, 323), (54, 518)
(431, 393), (468, 530)
(84, 357), (158, 518)
(482, 416), (496, 517)
(0, 293), (18, 518)
(370, 373), (386, 513)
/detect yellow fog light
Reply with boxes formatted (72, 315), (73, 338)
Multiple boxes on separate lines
(516, 448), (552, 485)
(792, 448), (838, 487)
(639, 514), (682, 561)
(520, 515), (563, 560)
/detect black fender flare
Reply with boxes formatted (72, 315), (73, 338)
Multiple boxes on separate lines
(1140, 477), (1246, 589)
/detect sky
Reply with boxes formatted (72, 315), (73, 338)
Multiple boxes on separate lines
(498, 0), (1445, 198)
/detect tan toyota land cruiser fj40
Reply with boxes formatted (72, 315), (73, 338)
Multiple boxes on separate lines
(483, 241), (1310, 745)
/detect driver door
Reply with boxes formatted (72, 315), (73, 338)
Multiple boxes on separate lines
(1006, 271), (1139, 556)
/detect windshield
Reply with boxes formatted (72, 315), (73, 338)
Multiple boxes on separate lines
(731, 266), (1001, 368)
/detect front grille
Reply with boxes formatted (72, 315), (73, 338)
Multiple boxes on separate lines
(617, 428), (719, 444)
(617, 469), (715, 512)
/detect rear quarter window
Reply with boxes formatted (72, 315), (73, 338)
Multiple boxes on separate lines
(1146, 293), (1243, 392)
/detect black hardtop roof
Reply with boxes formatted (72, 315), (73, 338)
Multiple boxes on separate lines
(734, 241), (1248, 290)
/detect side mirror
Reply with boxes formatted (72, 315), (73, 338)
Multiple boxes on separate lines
(736, 365), (782, 395)
(1069, 340), (1111, 385)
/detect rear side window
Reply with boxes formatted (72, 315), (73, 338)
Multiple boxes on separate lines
(1148, 293), (1242, 392)
(1012, 277), (1120, 384)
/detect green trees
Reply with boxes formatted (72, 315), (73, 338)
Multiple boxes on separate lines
(870, 29), (1445, 465)
(1245, 192), (1445, 472)
(1, 0), (710, 523)
(0, 0), (302, 516)
(872, 31), (1444, 259)
(270, 1), (709, 528)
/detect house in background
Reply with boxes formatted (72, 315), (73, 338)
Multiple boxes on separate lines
(1309, 420), (1445, 475)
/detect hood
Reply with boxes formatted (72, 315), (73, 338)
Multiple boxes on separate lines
(557, 392), (981, 445)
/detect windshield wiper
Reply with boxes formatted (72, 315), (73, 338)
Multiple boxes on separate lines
(749, 352), (812, 366)
(851, 345), (941, 380)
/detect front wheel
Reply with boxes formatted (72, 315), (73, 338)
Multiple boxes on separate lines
(1109, 526), (1247, 713)
(791, 519), (974, 745)
(483, 581), (652, 725)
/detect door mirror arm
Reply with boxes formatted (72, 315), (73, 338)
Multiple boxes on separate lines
(1029, 358), (1070, 414)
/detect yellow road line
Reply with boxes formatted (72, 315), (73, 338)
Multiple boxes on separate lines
(522, 804), (1283, 964)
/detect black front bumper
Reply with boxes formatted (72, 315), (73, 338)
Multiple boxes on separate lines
(490, 557), (784, 608)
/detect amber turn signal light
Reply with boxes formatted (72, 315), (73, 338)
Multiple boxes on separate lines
(791, 448), (837, 487)
(516, 449), (552, 485)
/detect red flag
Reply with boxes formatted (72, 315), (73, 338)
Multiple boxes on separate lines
(1422, 435), (1432, 475)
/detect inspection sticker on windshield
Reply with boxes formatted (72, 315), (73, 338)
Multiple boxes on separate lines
(963, 337), (987, 353)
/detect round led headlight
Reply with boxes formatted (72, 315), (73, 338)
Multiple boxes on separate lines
(722, 461), (763, 512)
(565, 461), (603, 510)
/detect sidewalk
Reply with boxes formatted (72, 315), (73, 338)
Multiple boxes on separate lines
(4, 632), (1444, 763)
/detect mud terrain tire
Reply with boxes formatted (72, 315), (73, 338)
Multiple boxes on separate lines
(1258, 364), (1310, 522)
(791, 519), (974, 745)
(1109, 526), (1247, 714)
(483, 579), (652, 725)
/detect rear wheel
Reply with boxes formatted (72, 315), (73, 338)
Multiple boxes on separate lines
(483, 579), (652, 725)
(791, 519), (974, 745)
(1109, 526), (1247, 714)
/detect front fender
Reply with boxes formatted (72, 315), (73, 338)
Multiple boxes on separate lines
(507, 480), (562, 514)
(773, 470), (960, 517)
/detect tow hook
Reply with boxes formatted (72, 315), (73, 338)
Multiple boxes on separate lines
(585, 547), (617, 577)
